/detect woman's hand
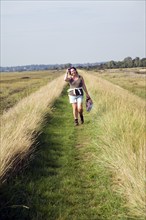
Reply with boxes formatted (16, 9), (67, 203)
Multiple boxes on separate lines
(86, 94), (90, 99)
(66, 68), (71, 74)
(86, 94), (93, 104)
(64, 69), (71, 81)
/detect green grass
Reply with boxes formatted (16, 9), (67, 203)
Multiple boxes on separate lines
(0, 88), (130, 220)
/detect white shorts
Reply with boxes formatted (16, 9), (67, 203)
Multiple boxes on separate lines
(69, 95), (84, 104)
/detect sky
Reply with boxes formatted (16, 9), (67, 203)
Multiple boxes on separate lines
(1, 0), (145, 67)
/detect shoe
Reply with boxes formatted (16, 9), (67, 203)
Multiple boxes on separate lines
(80, 114), (84, 124)
(74, 119), (79, 126)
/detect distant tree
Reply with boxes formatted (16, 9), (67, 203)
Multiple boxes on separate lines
(107, 60), (116, 69)
(99, 63), (107, 69)
(116, 61), (123, 68)
(123, 57), (133, 68)
(133, 57), (140, 67)
(141, 58), (146, 67)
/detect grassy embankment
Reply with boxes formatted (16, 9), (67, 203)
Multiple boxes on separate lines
(81, 70), (145, 219)
(0, 70), (63, 114)
(0, 74), (66, 181)
(0, 86), (129, 220)
(89, 68), (146, 100)
(0, 69), (145, 219)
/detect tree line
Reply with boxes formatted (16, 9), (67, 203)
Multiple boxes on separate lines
(93, 57), (146, 70)
(0, 57), (145, 72)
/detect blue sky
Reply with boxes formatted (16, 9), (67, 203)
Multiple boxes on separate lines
(1, 0), (145, 67)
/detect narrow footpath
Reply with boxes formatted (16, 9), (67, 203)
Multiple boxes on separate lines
(0, 88), (129, 220)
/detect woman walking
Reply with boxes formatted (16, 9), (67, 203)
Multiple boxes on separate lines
(64, 67), (91, 126)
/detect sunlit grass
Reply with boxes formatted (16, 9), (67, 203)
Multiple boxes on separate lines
(81, 70), (145, 219)
(0, 88), (129, 220)
(90, 68), (146, 99)
(0, 69), (145, 219)
(0, 74), (66, 181)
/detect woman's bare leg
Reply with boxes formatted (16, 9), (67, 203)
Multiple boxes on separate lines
(77, 103), (83, 114)
(72, 103), (78, 119)
(72, 103), (79, 125)
(77, 103), (84, 124)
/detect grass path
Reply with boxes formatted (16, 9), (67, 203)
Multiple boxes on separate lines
(0, 88), (129, 220)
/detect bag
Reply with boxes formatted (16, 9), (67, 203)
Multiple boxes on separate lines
(86, 98), (93, 112)
(67, 88), (83, 96)
(75, 88), (83, 96)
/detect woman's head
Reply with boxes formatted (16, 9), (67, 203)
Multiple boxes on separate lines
(70, 67), (78, 76)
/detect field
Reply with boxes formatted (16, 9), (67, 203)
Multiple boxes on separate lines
(90, 68), (146, 99)
(0, 68), (145, 219)
(0, 70), (63, 114)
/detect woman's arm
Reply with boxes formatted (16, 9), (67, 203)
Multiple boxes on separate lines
(82, 77), (90, 98)
(64, 69), (71, 82)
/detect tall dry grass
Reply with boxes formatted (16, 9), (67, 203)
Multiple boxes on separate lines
(81, 71), (145, 219)
(0, 75), (66, 182)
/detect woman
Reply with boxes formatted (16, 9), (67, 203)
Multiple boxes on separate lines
(64, 67), (91, 126)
